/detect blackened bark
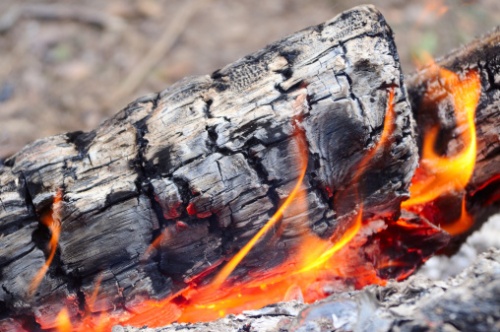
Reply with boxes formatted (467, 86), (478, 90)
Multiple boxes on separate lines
(0, 5), (417, 328)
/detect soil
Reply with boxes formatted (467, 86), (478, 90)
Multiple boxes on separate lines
(0, 0), (499, 158)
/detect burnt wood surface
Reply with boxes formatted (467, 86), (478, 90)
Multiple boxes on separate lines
(1, 5), (500, 330)
(0, 5), (417, 328)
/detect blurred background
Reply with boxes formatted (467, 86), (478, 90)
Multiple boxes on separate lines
(0, 0), (498, 158)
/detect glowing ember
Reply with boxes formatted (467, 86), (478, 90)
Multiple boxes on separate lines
(402, 65), (481, 235)
(29, 188), (63, 296)
(471, 174), (500, 206)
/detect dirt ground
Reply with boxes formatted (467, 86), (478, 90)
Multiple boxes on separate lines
(0, 0), (498, 159)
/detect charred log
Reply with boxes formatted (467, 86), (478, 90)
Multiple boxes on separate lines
(0, 4), (499, 330)
(0, 5), (418, 329)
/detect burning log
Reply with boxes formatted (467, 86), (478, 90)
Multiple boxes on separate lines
(0, 4), (498, 331)
(0, 6), (419, 329)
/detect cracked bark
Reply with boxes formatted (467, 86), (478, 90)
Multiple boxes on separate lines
(0, 5), (498, 331)
(0, 6), (417, 328)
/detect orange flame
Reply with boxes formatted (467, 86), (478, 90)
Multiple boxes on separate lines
(87, 274), (103, 313)
(303, 87), (396, 267)
(34, 63), (482, 331)
(423, 1), (449, 18)
(402, 64), (481, 235)
(122, 89), (397, 327)
(403, 68), (480, 206)
(441, 195), (473, 235)
(29, 188), (63, 296)
(298, 88), (396, 273)
(297, 208), (363, 274)
(142, 227), (172, 259)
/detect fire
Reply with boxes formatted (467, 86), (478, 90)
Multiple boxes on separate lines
(402, 64), (481, 235)
(142, 226), (172, 259)
(34, 64), (482, 331)
(296, 208), (363, 274)
(412, 0), (448, 54)
(298, 88), (396, 274)
(33, 89), (400, 332)
(441, 196), (473, 235)
(120, 89), (397, 326)
(413, 0), (448, 33)
(422, 0), (449, 19)
(121, 113), (314, 327)
(46, 274), (111, 332)
(29, 188), (63, 296)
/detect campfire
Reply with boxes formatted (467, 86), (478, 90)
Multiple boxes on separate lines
(0, 5), (499, 332)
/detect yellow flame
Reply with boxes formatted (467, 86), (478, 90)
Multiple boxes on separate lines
(297, 207), (363, 273)
(402, 69), (480, 207)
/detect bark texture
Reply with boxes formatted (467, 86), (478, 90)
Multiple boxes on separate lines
(0, 5), (417, 328)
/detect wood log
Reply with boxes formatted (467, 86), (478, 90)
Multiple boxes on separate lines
(0, 5), (418, 329)
(1, 4), (499, 330)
